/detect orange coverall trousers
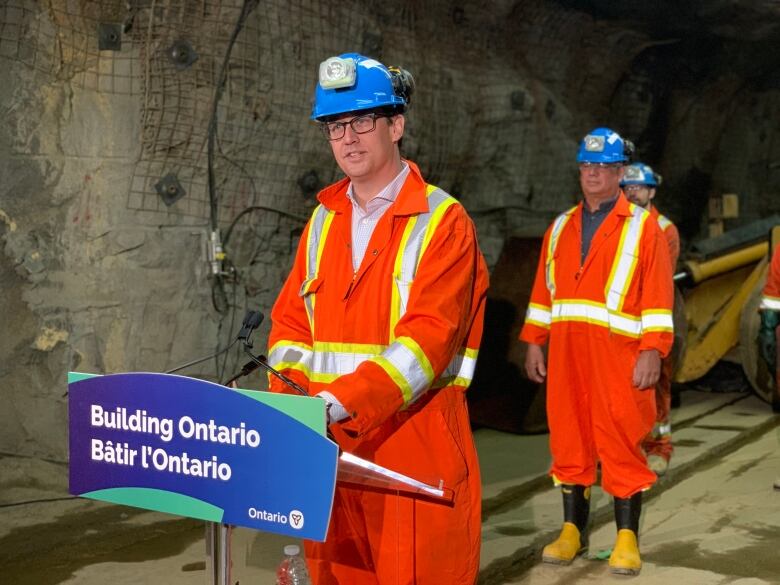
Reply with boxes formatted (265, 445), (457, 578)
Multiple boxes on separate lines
(546, 321), (658, 498)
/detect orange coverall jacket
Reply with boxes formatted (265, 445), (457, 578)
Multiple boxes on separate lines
(644, 206), (679, 454)
(268, 161), (489, 585)
(519, 193), (674, 498)
(651, 207), (680, 270)
(761, 243), (780, 311)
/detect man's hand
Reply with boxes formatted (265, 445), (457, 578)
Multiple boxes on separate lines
(633, 349), (661, 389)
(524, 343), (547, 383)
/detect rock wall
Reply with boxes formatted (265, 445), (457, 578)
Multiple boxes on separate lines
(1, 0), (778, 459)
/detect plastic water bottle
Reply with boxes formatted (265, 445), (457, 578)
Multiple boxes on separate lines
(276, 544), (312, 585)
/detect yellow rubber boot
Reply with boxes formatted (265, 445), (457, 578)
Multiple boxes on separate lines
(542, 522), (586, 565)
(608, 529), (642, 575)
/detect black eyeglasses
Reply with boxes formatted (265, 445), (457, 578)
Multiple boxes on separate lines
(319, 113), (391, 141)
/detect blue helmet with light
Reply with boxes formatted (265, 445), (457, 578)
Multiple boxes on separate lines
(311, 53), (414, 121)
(576, 127), (632, 164)
(620, 162), (660, 187)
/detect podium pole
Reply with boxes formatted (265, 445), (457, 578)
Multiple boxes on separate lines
(205, 522), (232, 585)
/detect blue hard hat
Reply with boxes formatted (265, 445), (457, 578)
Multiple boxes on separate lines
(311, 53), (409, 120)
(621, 162), (659, 187)
(576, 127), (630, 164)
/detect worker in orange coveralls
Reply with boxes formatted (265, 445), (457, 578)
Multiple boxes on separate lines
(758, 241), (780, 490)
(620, 162), (680, 478)
(266, 53), (489, 585)
(519, 128), (674, 576)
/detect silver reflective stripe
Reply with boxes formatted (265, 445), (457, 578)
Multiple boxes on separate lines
(525, 303), (552, 327)
(760, 296), (780, 310)
(551, 300), (642, 337)
(605, 204), (648, 313)
(657, 214), (672, 231)
(311, 347), (376, 383)
(306, 204), (331, 280)
(306, 343), (475, 399)
(552, 301), (610, 326)
(641, 311), (674, 331)
(268, 342), (313, 377)
(545, 207), (577, 300)
(377, 338), (434, 403)
(394, 188), (457, 320)
(441, 349), (477, 382)
(302, 205), (334, 329)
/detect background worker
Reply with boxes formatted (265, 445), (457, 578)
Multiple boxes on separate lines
(520, 128), (674, 576)
(621, 162), (680, 477)
(266, 53), (489, 584)
(758, 239), (780, 490)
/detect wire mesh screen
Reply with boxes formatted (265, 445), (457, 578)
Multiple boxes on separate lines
(1, 0), (588, 233)
(0, 1), (142, 93)
(127, 0), (334, 226)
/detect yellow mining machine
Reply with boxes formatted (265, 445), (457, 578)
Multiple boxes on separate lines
(673, 218), (780, 403)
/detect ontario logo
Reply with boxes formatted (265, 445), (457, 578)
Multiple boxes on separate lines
(247, 507), (305, 530)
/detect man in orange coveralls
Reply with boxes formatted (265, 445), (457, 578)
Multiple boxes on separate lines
(520, 128), (674, 576)
(758, 239), (780, 490)
(266, 53), (489, 584)
(620, 162), (680, 477)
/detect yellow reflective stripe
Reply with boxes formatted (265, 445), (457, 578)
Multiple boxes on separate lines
(302, 206), (334, 330)
(397, 336), (435, 384)
(551, 300), (643, 337)
(605, 204), (648, 313)
(388, 184), (458, 340)
(657, 214), (672, 231)
(390, 216), (419, 342)
(310, 372), (339, 384)
(640, 310), (674, 331)
(760, 295), (780, 310)
(419, 198), (457, 269)
(267, 340), (314, 380)
(306, 343), (475, 395)
(313, 341), (386, 354)
(442, 347), (477, 381)
(269, 339), (313, 354)
(310, 211), (334, 326)
(271, 361), (312, 377)
(545, 206), (577, 300)
(372, 355), (414, 404)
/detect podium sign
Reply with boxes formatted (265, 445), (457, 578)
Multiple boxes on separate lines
(68, 372), (338, 541)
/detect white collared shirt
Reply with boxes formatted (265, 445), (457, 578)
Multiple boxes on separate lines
(346, 162), (410, 271)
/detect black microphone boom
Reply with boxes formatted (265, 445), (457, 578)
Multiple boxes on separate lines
(165, 309), (264, 375)
(242, 347), (309, 396)
(165, 338), (238, 375)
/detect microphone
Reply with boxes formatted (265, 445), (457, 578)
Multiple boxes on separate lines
(221, 310), (309, 396)
(165, 310), (263, 375)
(237, 310), (263, 347)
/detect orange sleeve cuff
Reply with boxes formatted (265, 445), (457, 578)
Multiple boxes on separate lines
(519, 322), (550, 346)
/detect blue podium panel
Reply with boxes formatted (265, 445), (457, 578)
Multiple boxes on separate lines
(68, 372), (338, 541)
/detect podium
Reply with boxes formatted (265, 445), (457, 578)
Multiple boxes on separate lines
(68, 372), (452, 583)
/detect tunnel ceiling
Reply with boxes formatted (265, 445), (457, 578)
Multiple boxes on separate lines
(555, 0), (780, 86)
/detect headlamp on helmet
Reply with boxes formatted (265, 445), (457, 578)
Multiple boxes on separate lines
(620, 162), (659, 187)
(319, 56), (357, 90)
(623, 165), (644, 182)
(584, 134), (606, 153)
